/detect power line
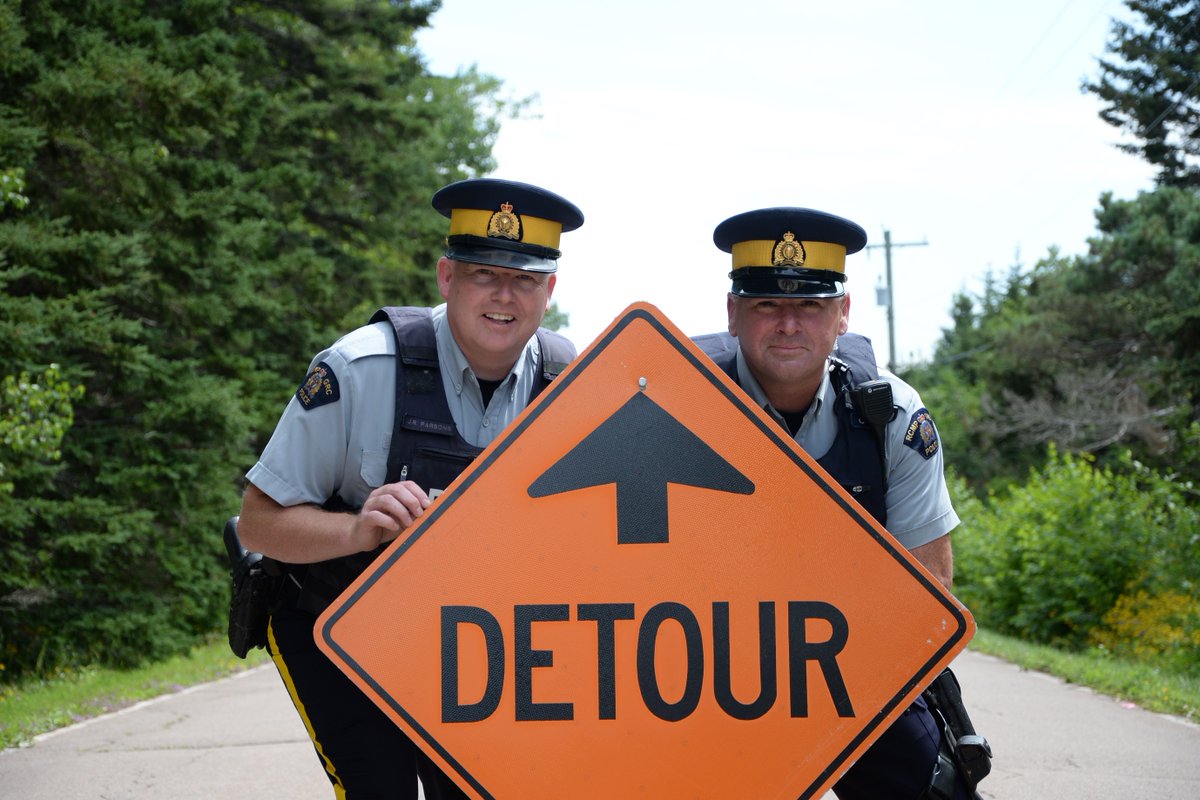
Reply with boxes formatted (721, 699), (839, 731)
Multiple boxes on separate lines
(1034, 2), (1115, 86)
(998, 0), (1124, 98)
(1002, 2), (1137, 249)
(1007, 0), (1078, 85)
(1143, 74), (1200, 136)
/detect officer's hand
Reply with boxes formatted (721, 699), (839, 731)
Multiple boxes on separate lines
(351, 481), (432, 550)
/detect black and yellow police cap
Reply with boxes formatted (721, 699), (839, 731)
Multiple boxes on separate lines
(713, 207), (867, 297)
(432, 178), (584, 273)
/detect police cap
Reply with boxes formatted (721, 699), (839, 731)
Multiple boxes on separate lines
(713, 207), (867, 298)
(432, 178), (584, 273)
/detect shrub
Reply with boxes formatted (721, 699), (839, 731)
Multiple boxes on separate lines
(1091, 590), (1200, 675)
(951, 447), (1199, 652)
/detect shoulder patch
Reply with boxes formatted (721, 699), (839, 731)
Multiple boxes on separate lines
(903, 407), (940, 460)
(296, 361), (340, 410)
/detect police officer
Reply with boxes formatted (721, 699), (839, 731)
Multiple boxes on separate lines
(696, 207), (971, 800)
(238, 178), (584, 799)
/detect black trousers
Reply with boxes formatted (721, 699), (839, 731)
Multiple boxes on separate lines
(267, 604), (468, 799)
(833, 693), (970, 800)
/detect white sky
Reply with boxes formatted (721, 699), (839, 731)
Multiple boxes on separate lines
(417, 0), (1155, 366)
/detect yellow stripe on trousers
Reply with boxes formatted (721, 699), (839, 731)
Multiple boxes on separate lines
(268, 616), (347, 799)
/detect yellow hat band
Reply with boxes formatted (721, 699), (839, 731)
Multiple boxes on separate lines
(449, 208), (562, 250)
(731, 239), (848, 274)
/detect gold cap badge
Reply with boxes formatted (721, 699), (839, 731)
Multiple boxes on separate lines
(487, 201), (521, 240)
(772, 232), (806, 267)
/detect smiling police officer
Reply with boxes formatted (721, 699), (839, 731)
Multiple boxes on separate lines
(238, 178), (584, 799)
(695, 207), (980, 800)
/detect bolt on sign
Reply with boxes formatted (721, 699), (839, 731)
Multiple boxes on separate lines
(317, 302), (974, 800)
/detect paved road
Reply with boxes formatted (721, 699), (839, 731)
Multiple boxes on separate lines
(3, 649), (1198, 798)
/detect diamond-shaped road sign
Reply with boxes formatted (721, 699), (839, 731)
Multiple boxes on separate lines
(316, 302), (974, 799)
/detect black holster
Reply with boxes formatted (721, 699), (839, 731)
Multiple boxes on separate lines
(223, 516), (284, 658)
(923, 667), (993, 798)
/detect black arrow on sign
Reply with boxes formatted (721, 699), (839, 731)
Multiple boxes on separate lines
(528, 392), (755, 544)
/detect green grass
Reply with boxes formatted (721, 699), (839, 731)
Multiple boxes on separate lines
(968, 628), (1200, 722)
(1, 628), (1196, 751)
(0, 636), (271, 750)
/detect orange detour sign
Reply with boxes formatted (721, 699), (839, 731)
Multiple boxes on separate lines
(316, 302), (974, 800)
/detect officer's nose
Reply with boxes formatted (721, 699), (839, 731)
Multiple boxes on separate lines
(491, 274), (517, 301)
(775, 308), (803, 335)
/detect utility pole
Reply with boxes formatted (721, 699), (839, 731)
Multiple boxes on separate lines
(866, 230), (928, 370)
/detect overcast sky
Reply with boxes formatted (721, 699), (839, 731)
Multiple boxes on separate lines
(417, 0), (1155, 366)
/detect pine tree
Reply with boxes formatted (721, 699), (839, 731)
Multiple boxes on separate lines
(0, 0), (503, 677)
(1085, 0), (1200, 187)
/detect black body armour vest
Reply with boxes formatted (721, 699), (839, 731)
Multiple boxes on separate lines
(295, 306), (574, 615)
(693, 332), (890, 527)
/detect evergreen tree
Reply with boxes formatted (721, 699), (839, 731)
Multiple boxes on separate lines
(0, 0), (502, 678)
(908, 187), (1200, 490)
(1085, 0), (1200, 187)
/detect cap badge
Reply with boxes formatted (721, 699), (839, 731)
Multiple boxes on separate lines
(487, 201), (521, 240)
(773, 231), (806, 267)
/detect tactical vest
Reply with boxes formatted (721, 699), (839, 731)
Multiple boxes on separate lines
(295, 306), (574, 615)
(693, 332), (890, 526)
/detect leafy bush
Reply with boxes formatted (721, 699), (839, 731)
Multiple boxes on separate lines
(1091, 590), (1200, 676)
(0, 365), (83, 495)
(951, 448), (1200, 652)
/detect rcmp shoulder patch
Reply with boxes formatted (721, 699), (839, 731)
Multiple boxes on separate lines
(296, 361), (340, 410)
(903, 407), (940, 460)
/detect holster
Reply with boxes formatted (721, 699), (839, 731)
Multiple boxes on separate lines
(223, 516), (284, 659)
(923, 667), (993, 796)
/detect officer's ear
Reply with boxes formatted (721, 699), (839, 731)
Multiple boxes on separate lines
(436, 257), (454, 300)
(543, 273), (557, 309)
(726, 293), (738, 336)
(837, 294), (851, 336)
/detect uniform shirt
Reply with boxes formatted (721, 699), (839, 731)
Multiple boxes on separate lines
(734, 348), (959, 550)
(247, 304), (546, 509)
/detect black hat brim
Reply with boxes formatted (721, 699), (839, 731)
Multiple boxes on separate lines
(730, 268), (846, 298)
(445, 239), (559, 273)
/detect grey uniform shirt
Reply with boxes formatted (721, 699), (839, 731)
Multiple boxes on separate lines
(247, 304), (548, 510)
(734, 348), (959, 550)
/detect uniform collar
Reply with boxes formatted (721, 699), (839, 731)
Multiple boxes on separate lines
(733, 348), (834, 431)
